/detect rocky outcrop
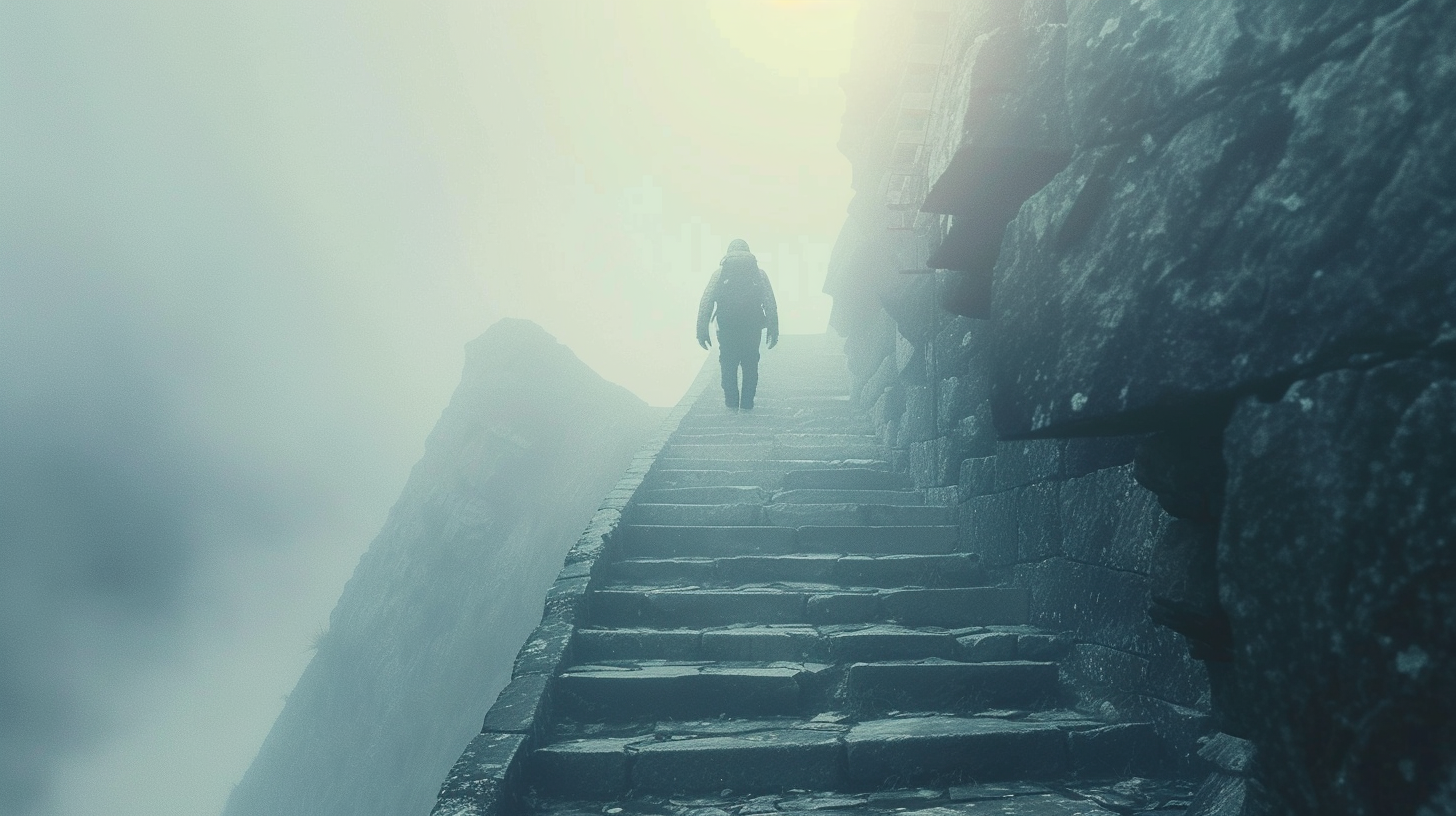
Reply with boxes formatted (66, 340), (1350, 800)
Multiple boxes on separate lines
(829, 1), (1456, 814)
(223, 320), (662, 816)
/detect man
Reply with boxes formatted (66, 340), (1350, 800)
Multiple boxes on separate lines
(697, 238), (779, 411)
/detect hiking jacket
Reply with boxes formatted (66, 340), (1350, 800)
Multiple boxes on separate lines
(696, 250), (779, 340)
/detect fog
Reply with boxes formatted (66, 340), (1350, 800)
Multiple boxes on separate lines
(0, 2), (857, 814)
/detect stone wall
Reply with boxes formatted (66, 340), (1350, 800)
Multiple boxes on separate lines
(828, 0), (1211, 775)
(829, 1), (1456, 814)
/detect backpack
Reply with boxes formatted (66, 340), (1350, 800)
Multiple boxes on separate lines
(715, 254), (766, 329)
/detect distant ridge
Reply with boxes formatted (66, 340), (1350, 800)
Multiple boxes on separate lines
(224, 318), (664, 816)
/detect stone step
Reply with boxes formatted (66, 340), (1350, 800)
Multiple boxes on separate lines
(554, 662), (830, 721)
(588, 586), (1029, 628)
(629, 504), (953, 527)
(633, 488), (924, 508)
(772, 489), (924, 505)
(639, 486), (769, 505)
(604, 552), (986, 589)
(614, 525), (959, 558)
(663, 444), (884, 461)
(527, 715), (1144, 797)
(783, 468), (913, 490)
(573, 624), (973, 664)
(676, 421), (876, 435)
(656, 458), (892, 473)
(646, 470), (787, 490)
(845, 660), (1061, 714)
(671, 433), (876, 446)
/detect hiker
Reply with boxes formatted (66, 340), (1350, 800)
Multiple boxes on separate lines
(696, 238), (779, 411)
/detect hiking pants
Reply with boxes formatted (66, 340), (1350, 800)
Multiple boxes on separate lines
(717, 325), (763, 409)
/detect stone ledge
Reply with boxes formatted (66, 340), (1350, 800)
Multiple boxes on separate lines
(430, 359), (716, 816)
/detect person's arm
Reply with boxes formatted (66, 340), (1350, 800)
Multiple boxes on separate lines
(696, 269), (722, 348)
(760, 269), (779, 348)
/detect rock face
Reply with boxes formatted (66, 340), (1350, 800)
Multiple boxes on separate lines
(828, 1), (1456, 815)
(223, 319), (662, 816)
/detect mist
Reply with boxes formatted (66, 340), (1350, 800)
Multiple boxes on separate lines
(0, 2), (856, 814)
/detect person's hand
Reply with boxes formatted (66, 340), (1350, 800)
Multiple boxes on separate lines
(767, 334), (778, 349)
(698, 336), (711, 350)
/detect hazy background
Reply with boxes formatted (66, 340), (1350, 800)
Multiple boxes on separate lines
(0, 2), (857, 814)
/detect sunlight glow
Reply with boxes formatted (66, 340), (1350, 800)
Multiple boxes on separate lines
(707, 0), (860, 79)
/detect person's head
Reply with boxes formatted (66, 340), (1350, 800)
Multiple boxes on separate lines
(726, 238), (750, 253)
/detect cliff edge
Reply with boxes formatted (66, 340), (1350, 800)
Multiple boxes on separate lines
(224, 319), (664, 816)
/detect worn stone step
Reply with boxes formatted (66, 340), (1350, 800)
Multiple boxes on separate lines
(766, 504), (952, 527)
(671, 433), (876, 446)
(615, 525), (959, 558)
(783, 468), (913, 490)
(843, 716), (1075, 788)
(646, 470), (787, 490)
(846, 660), (1061, 713)
(605, 553), (986, 589)
(527, 715), (1123, 796)
(676, 421), (875, 435)
(639, 486), (770, 505)
(771, 489), (924, 506)
(657, 458), (892, 473)
(554, 662), (830, 721)
(664, 444), (884, 461)
(588, 586), (1029, 628)
(572, 624), (969, 664)
(629, 504), (952, 528)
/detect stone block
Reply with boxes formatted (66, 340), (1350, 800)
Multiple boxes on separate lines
(994, 439), (1062, 491)
(630, 729), (843, 794)
(700, 626), (823, 662)
(481, 674), (550, 736)
(1016, 632), (1073, 663)
(1016, 482), (1063, 562)
(607, 557), (715, 586)
(958, 492), (1018, 566)
(847, 660), (1060, 713)
(881, 587), (1030, 627)
(527, 738), (632, 800)
(909, 436), (965, 489)
(807, 593), (880, 625)
(783, 468), (911, 490)
(432, 732), (529, 816)
(844, 717), (1068, 786)
(718, 554), (838, 585)
(833, 553), (985, 589)
(958, 632), (1018, 662)
(572, 628), (701, 663)
(1014, 559), (1158, 654)
(827, 626), (960, 662)
(643, 589), (807, 627)
(556, 665), (804, 720)
(797, 525), (957, 555)
(512, 615), (575, 679)
(1069, 723), (1164, 778)
(617, 526), (797, 558)
(959, 456), (997, 499)
(632, 503), (766, 527)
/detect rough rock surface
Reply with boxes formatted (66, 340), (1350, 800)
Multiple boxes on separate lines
(990, 0), (1456, 437)
(223, 320), (662, 816)
(827, 1), (1456, 814)
(1220, 360), (1456, 814)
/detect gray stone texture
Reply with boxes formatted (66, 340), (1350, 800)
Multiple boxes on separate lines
(990, 0), (1456, 438)
(225, 320), (663, 816)
(1220, 361), (1456, 814)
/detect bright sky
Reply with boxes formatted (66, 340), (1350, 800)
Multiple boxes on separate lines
(1, 2), (861, 815)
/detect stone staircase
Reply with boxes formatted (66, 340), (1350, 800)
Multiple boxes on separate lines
(456, 336), (1192, 816)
